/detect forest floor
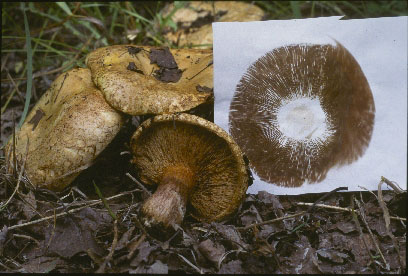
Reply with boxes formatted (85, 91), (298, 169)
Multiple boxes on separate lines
(1, 1), (407, 273)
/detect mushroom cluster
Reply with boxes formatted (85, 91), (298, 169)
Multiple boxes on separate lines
(5, 1), (268, 226)
(5, 44), (250, 228)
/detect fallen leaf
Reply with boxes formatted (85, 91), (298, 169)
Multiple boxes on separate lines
(147, 260), (168, 274)
(153, 67), (182, 83)
(149, 47), (178, 69)
(198, 239), (225, 268)
(20, 256), (64, 273)
(288, 235), (321, 274)
(213, 223), (248, 250)
(126, 62), (144, 74)
(241, 254), (276, 274)
(240, 204), (263, 227)
(316, 248), (349, 264)
(28, 108), (45, 131)
(43, 207), (110, 258)
(130, 240), (157, 267)
(335, 221), (357, 234)
(196, 85), (213, 93)
(0, 226), (8, 256)
(116, 226), (135, 251)
(20, 190), (37, 221)
(218, 260), (245, 274)
(257, 191), (283, 210)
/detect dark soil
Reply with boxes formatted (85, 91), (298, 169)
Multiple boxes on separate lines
(0, 133), (406, 273)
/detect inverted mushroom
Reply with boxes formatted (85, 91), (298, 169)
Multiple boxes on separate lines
(5, 68), (125, 191)
(130, 113), (248, 228)
(229, 42), (375, 187)
(162, 1), (265, 48)
(85, 45), (214, 117)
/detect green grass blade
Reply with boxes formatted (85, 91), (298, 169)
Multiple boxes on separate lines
(290, 1), (302, 18)
(109, 6), (118, 38)
(18, 3), (33, 128)
(93, 181), (117, 220)
(56, 2), (72, 15)
(122, 9), (152, 24)
(27, 5), (61, 22)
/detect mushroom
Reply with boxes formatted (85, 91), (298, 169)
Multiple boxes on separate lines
(5, 68), (125, 191)
(161, 1), (265, 48)
(130, 113), (249, 228)
(229, 42), (375, 187)
(85, 45), (214, 117)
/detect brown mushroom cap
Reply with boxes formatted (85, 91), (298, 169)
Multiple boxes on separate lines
(130, 113), (248, 227)
(229, 42), (375, 187)
(85, 45), (213, 116)
(162, 1), (265, 48)
(5, 68), (125, 191)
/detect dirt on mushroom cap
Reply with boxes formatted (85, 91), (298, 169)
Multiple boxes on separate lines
(162, 1), (265, 48)
(85, 45), (213, 116)
(5, 68), (125, 191)
(130, 113), (249, 222)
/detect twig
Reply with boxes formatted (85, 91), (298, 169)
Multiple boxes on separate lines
(12, 234), (40, 246)
(295, 202), (406, 222)
(0, 139), (29, 212)
(186, 60), (213, 81)
(218, 250), (243, 270)
(130, 214), (149, 237)
(71, 186), (88, 200)
(93, 181), (117, 220)
(126, 173), (151, 196)
(354, 197), (389, 269)
(237, 212), (306, 231)
(289, 187), (349, 233)
(306, 187), (348, 213)
(127, 233), (146, 260)
(86, 249), (103, 265)
(4, 257), (22, 269)
(350, 195), (380, 272)
(161, 228), (181, 250)
(358, 185), (379, 199)
(0, 260), (13, 272)
(378, 178), (405, 269)
(381, 176), (404, 194)
(176, 252), (204, 274)
(96, 219), (118, 273)
(6, 72), (25, 103)
(7, 188), (141, 230)
(45, 209), (57, 254)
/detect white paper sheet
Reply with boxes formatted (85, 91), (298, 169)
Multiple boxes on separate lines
(213, 16), (407, 195)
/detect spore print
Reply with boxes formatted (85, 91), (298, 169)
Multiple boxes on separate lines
(229, 42), (375, 187)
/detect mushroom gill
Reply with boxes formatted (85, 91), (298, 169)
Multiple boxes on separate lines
(228, 42), (375, 187)
(130, 113), (248, 229)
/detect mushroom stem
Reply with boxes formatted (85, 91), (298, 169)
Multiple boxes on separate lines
(141, 166), (194, 228)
